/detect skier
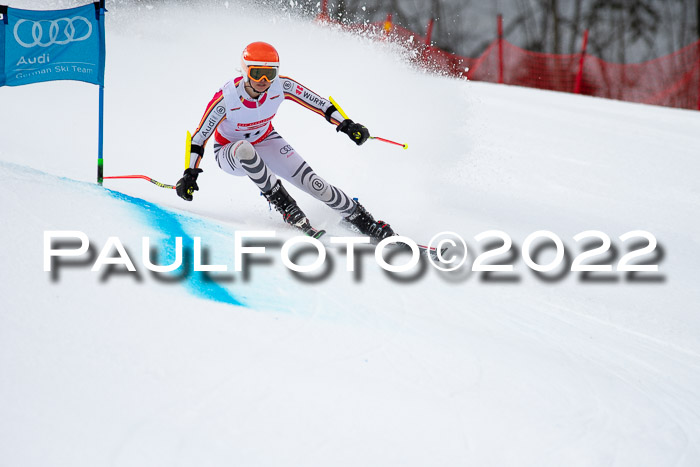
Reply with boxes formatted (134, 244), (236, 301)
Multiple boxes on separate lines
(176, 41), (394, 241)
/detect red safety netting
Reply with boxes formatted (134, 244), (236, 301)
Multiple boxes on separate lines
(579, 41), (700, 109)
(475, 41), (581, 93)
(319, 15), (700, 111)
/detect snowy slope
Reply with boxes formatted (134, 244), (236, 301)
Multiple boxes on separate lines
(2, 2), (700, 466)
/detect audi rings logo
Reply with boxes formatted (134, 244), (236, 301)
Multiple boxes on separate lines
(13, 17), (93, 48)
(280, 145), (293, 155)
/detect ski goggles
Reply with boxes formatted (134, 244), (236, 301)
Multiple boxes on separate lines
(247, 66), (278, 82)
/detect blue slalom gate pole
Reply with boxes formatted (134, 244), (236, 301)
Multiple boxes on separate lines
(98, 83), (104, 185)
(97, 0), (106, 185)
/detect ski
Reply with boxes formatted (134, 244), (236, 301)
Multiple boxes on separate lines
(339, 219), (447, 262)
(390, 240), (449, 262)
(337, 220), (448, 262)
(418, 243), (448, 262)
(301, 224), (326, 239)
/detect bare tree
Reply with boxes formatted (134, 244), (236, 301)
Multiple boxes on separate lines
(265, 0), (696, 64)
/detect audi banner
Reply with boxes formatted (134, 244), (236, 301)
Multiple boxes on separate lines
(0, 2), (105, 87)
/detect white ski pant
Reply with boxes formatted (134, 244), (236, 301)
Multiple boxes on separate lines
(214, 131), (357, 217)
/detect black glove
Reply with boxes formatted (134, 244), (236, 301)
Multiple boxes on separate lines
(337, 119), (369, 146)
(176, 168), (203, 201)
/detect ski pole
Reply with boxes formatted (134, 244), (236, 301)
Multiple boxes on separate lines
(103, 130), (192, 190)
(104, 132), (190, 190)
(368, 136), (408, 149)
(102, 174), (176, 190)
(328, 96), (408, 150)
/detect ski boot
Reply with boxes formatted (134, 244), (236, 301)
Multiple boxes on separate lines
(263, 180), (325, 239)
(343, 202), (395, 243)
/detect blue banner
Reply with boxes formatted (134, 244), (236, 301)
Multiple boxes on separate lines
(0, 3), (105, 87)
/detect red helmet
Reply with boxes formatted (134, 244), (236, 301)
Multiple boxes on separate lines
(241, 42), (280, 83)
